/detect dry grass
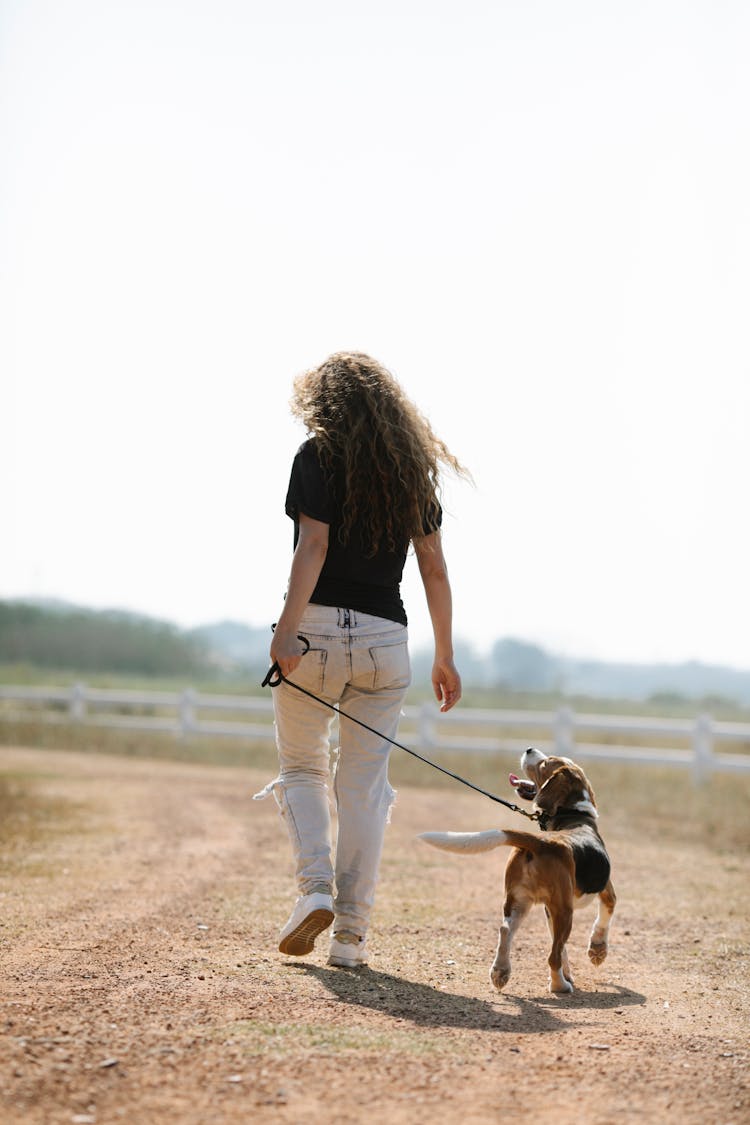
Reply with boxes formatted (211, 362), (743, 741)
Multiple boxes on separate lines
(0, 718), (280, 773)
(388, 747), (750, 852)
(3, 718), (748, 857)
(0, 772), (89, 868)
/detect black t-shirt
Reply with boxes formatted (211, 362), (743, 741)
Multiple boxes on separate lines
(284, 439), (441, 626)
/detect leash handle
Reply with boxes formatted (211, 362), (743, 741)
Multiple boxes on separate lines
(262, 634), (311, 688)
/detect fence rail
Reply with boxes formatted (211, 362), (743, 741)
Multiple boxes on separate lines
(2, 683), (750, 785)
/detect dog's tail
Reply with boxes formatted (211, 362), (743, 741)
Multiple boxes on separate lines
(418, 829), (550, 855)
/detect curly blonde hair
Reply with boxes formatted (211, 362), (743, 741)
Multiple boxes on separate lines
(290, 352), (469, 554)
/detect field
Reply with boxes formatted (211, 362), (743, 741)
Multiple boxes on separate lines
(0, 731), (749, 1124)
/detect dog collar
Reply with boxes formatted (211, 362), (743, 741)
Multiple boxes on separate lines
(538, 807), (598, 832)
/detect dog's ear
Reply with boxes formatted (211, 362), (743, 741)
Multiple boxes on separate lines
(534, 766), (577, 814)
(568, 763), (597, 809)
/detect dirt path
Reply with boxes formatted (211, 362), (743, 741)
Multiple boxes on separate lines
(1, 747), (748, 1124)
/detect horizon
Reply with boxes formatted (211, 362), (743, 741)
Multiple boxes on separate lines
(4, 593), (749, 676)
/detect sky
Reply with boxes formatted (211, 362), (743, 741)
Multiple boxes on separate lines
(2, 0), (749, 670)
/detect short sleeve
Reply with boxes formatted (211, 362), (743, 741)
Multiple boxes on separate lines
(421, 502), (443, 536)
(284, 440), (334, 525)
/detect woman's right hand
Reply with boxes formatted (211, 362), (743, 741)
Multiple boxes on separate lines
(270, 628), (308, 679)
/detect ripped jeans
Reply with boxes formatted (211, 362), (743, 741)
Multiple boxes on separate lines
(254, 605), (411, 938)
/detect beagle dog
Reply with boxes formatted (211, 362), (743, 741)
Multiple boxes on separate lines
(419, 748), (616, 994)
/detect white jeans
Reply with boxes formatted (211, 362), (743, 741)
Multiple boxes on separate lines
(255, 605), (411, 938)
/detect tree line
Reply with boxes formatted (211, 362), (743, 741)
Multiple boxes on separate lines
(2, 600), (748, 705)
(0, 601), (213, 677)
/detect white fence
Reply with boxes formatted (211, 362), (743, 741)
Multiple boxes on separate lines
(2, 683), (750, 785)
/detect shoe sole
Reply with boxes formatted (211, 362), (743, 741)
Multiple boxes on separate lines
(278, 908), (334, 956)
(327, 954), (367, 968)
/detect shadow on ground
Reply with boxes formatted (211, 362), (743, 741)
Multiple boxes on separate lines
(293, 964), (645, 1033)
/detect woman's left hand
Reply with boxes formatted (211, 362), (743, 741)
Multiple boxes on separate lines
(432, 657), (462, 712)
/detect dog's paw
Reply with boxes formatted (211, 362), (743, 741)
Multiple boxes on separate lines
(587, 940), (608, 966)
(490, 962), (511, 991)
(549, 971), (574, 994)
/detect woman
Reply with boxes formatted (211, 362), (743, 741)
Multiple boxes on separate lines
(255, 351), (469, 967)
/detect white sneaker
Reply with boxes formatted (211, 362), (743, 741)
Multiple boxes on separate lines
(278, 892), (334, 956)
(328, 930), (368, 967)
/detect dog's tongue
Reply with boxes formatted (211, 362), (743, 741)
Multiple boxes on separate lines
(509, 773), (520, 788)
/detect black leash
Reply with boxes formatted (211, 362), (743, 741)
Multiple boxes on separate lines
(262, 636), (540, 823)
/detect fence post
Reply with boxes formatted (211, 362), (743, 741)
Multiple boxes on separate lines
(70, 682), (86, 722)
(554, 705), (574, 757)
(692, 712), (713, 785)
(179, 688), (196, 738)
(419, 702), (436, 751)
